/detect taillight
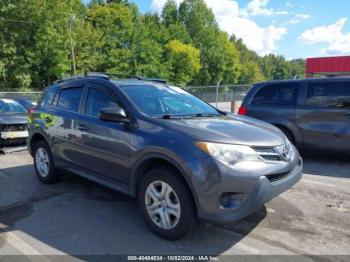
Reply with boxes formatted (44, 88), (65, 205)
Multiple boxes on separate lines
(238, 106), (247, 115)
(27, 107), (35, 117)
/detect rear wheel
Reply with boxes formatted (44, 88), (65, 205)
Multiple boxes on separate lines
(138, 167), (195, 240)
(33, 140), (61, 184)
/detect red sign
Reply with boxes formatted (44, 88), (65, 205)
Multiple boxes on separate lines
(306, 56), (350, 76)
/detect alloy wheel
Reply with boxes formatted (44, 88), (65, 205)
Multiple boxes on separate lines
(35, 148), (50, 178)
(145, 181), (181, 230)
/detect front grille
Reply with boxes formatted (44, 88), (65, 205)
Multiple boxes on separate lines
(0, 124), (27, 132)
(252, 147), (275, 154)
(0, 137), (27, 146)
(252, 146), (282, 161)
(266, 171), (291, 182)
(262, 155), (280, 161)
(0, 124), (28, 147)
(253, 141), (291, 162)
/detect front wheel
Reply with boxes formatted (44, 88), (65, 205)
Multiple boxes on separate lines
(138, 167), (196, 240)
(33, 140), (61, 184)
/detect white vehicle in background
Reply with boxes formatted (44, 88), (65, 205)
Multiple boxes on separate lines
(0, 99), (29, 151)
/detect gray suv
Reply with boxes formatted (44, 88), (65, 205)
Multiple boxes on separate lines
(28, 74), (303, 240)
(239, 78), (350, 153)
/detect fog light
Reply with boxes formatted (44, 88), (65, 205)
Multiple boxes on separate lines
(220, 192), (244, 209)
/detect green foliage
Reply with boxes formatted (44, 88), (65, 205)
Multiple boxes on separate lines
(231, 36), (265, 84)
(179, 0), (217, 39)
(86, 2), (136, 74)
(165, 40), (201, 85)
(177, 0), (240, 85)
(0, 0), (306, 90)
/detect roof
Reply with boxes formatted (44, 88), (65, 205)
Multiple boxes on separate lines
(306, 56), (350, 75)
(254, 77), (350, 86)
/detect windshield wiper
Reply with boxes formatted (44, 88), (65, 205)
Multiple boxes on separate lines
(193, 113), (220, 117)
(160, 113), (219, 119)
(160, 114), (195, 119)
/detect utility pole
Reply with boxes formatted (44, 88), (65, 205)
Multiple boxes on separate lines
(216, 79), (222, 108)
(68, 15), (77, 77)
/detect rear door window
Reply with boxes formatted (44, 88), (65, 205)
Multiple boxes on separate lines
(57, 87), (83, 113)
(336, 82), (350, 109)
(305, 81), (350, 108)
(252, 84), (298, 106)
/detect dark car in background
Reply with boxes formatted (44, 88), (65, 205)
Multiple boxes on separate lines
(28, 74), (302, 240)
(239, 78), (350, 153)
(0, 98), (29, 148)
(15, 98), (38, 111)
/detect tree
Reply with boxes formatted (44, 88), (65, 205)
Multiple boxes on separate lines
(179, 0), (217, 39)
(72, 19), (104, 73)
(259, 54), (289, 80)
(0, 0), (85, 89)
(288, 59), (306, 79)
(162, 0), (178, 26)
(87, 1), (136, 73)
(231, 36), (265, 84)
(176, 0), (241, 85)
(126, 14), (170, 78)
(0, 0), (305, 90)
(165, 40), (201, 85)
(239, 62), (265, 84)
(162, 0), (191, 43)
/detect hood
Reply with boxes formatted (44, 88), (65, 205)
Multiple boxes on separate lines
(0, 113), (28, 125)
(161, 114), (286, 147)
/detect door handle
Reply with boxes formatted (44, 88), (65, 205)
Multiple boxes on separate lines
(77, 124), (89, 131)
(344, 114), (350, 119)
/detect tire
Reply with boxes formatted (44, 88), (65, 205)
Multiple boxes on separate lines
(138, 166), (196, 240)
(33, 140), (61, 184)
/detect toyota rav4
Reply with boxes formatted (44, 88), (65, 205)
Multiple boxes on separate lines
(28, 74), (303, 240)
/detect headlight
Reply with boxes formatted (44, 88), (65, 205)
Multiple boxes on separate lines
(196, 142), (262, 165)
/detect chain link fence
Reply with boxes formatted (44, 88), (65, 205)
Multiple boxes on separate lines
(0, 91), (43, 102)
(187, 84), (251, 103)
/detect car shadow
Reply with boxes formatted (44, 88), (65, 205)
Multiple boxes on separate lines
(300, 150), (350, 179)
(0, 164), (266, 257)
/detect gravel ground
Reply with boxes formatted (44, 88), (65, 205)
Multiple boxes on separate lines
(0, 151), (349, 260)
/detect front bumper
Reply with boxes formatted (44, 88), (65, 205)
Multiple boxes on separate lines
(187, 145), (303, 223)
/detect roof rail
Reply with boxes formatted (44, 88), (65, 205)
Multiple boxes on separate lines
(53, 73), (110, 84)
(53, 72), (167, 85)
(141, 78), (167, 83)
(53, 76), (84, 84)
(85, 72), (110, 80)
(107, 73), (167, 83)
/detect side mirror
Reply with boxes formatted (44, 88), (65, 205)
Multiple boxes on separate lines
(99, 107), (129, 123)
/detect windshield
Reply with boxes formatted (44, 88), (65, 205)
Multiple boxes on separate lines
(119, 84), (220, 117)
(0, 99), (27, 113)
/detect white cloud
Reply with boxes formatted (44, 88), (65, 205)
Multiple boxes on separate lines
(242, 0), (289, 17)
(289, 14), (311, 24)
(300, 18), (350, 55)
(215, 14), (286, 55)
(151, 0), (287, 56)
(286, 2), (293, 8)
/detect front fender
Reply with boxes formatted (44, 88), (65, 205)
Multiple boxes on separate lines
(129, 148), (200, 207)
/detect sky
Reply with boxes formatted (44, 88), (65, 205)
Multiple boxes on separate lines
(87, 0), (350, 60)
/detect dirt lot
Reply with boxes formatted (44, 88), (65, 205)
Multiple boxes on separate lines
(0, 151), (349, 259)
